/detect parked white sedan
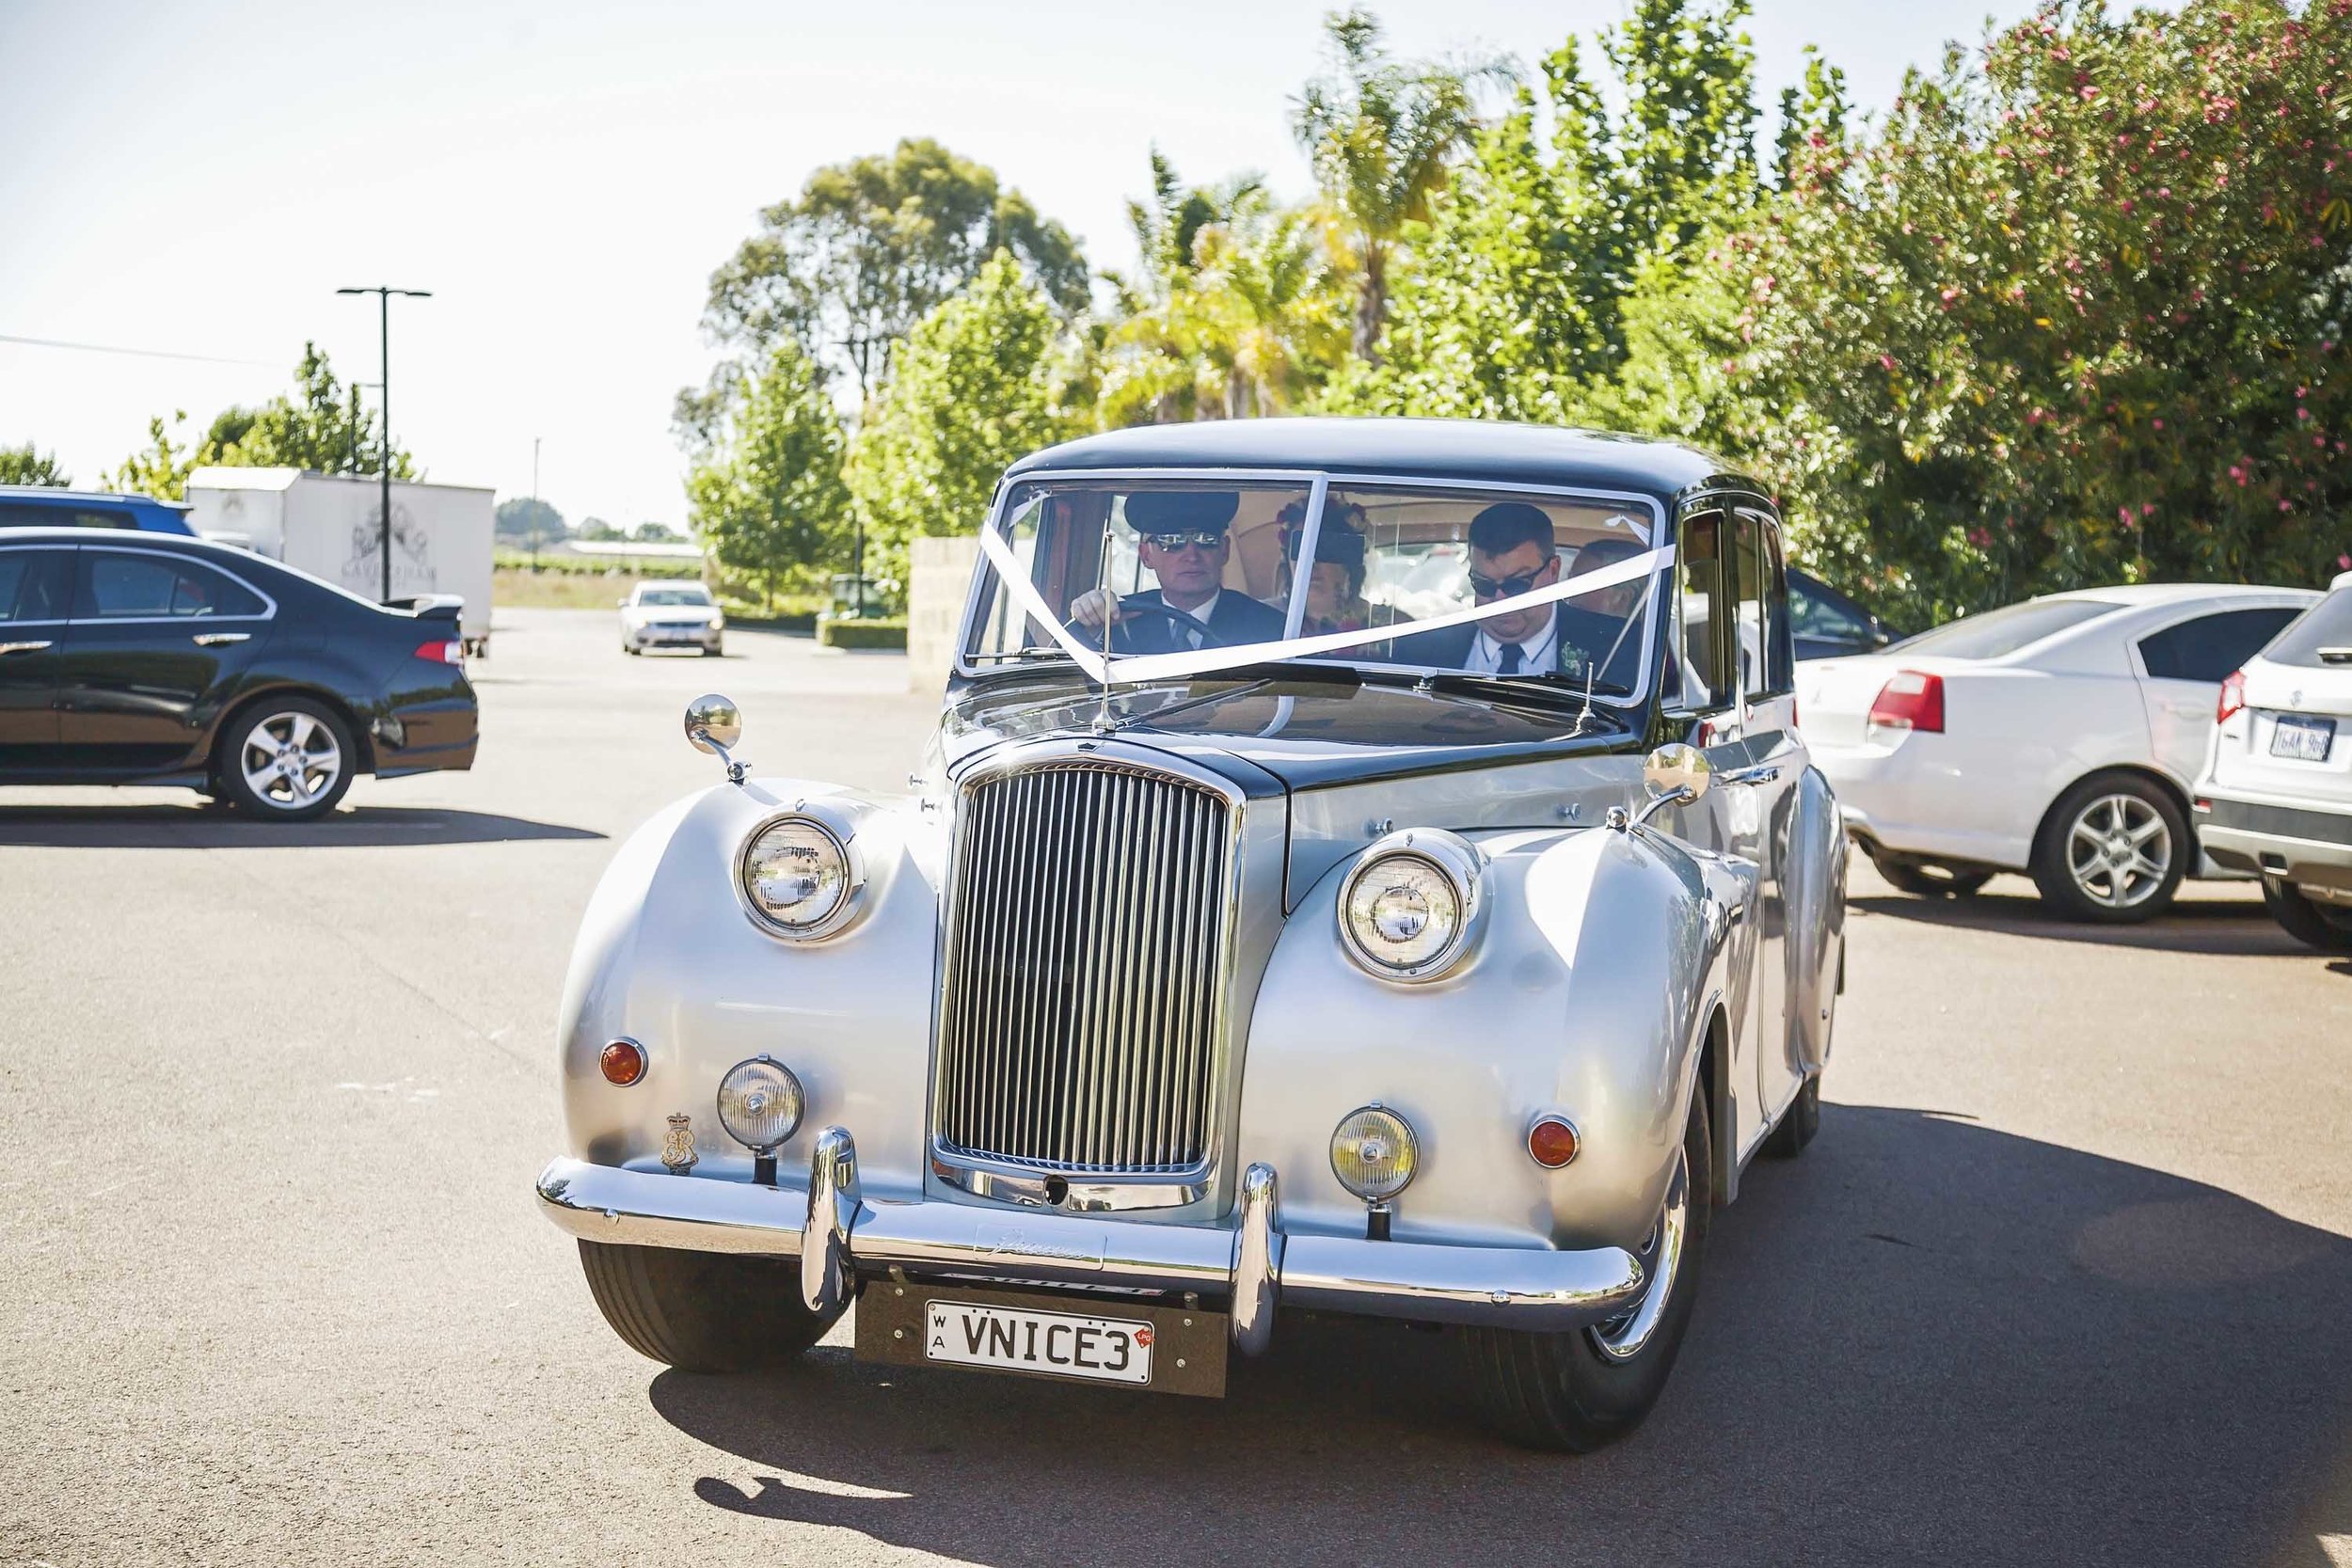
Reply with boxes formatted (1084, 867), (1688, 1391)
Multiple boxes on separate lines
(2194, 571), (2352, 950)
(620, 582), (724, 656)
(1798, 583), (2315, 922)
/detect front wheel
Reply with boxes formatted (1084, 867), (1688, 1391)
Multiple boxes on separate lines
(1463, 1088), (1711, 1452)
(578, 1241), (838, 1372)
(2262, 878), (2352, 953)
(215, 697), (356, 821)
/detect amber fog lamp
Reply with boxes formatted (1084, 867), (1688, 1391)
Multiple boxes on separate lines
(599, 1037), (647, 1087)
(1527, 1116), (1581, 1170)
(1329, 1103), (1420, 1203)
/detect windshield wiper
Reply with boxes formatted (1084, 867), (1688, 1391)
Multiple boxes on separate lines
(1105, 677), (1275, 734)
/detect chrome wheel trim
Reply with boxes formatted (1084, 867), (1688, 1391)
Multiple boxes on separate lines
(239, 710), (342, 809)
(2065, 793), (2171, 910)
(1589, 1143), (1689, 1362)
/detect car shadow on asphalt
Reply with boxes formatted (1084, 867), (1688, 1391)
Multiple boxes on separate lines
(645, 1107), (2352, 1568)
(1850, 887), (2305, 957)
(0, 803), (605, 847)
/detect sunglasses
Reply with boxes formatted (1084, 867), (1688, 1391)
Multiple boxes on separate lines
(1142, 531), (1226, 552)
(1469, 566), (1549, 600)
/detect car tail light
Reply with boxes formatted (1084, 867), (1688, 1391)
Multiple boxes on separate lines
(415, 638), (464, 666)
(2217, 669), (2246, 724)
(1867, 670), (1944, 734)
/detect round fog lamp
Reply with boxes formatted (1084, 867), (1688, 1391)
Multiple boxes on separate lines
(599, 1037), (646, 1087)
(716, 1055), (805, 1152)
(1329, 1103), (1419, 1202)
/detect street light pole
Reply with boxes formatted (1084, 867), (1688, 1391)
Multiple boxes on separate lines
(336, 285), (431, 600)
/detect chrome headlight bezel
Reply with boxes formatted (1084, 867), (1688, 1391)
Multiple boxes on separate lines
(1329, 1102), (1421, 1202)
(736, 804), (869, 942)
(715, 1054), (806, 1152)
(1335, 827), (1486, 982)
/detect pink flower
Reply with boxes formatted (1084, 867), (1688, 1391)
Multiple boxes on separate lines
(2338, 554), (2351, 570)
(1879, 354), (1898, 371)
(2153, 418), (2165, 429)
(2229, 465), (2248, 483)
(2280, 499), (2294, 512)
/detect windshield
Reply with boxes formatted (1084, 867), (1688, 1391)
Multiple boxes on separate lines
(638, 586), (712, 606)
(963, 478), (1666, 700)
(1884, 596), (2121, 661)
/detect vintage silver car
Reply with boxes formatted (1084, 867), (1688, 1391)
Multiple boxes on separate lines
(536, 419), (1847, 1449)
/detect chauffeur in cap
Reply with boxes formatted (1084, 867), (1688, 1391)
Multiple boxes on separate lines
(1067, 490), (1289, 655)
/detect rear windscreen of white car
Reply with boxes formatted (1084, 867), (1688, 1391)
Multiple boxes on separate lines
(2262, 590), (2352, 669)
(1885, 597), (2121, 660)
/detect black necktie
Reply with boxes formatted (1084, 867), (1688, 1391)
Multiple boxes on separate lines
(1497, 642), (1523, 675)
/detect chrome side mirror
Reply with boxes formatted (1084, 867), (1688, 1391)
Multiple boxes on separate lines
(1618, 742), (1710, 831)
(685, 693), (747, 785)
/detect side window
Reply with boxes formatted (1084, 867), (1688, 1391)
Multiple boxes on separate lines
(1674, 514), (1730, 710)
(1788, 573), (1872, 643)
(2137, 608), (2300, 684)
(1758, 518), (1795, 695)
(75, 553), (266, 619)
(0, 550), (72, 622)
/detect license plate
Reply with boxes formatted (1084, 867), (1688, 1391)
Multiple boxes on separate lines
(2272, 715), (2337, 762)
(924, 1299), (1152, 1386)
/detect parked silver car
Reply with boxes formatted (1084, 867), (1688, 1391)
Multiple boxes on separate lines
(618, 581), (723, 655)
(536, 420), (1847, 1449)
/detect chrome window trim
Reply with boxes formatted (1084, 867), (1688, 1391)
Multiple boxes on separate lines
(734, 803), (873, 942)
(61, 542), (280, 625)
(953, 467), (1671, 702)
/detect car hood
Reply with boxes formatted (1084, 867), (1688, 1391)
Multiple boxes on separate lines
(940, 672), (1644, 793)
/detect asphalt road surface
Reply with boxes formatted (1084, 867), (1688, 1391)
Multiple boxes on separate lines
(6, 607), (2351, 1567)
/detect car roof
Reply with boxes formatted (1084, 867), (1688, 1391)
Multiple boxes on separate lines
(0, 525), (266, 562)
(0, 485), (190, 512)
(1004, 417), (1754, 501)
(2038, 581), (2318, 608)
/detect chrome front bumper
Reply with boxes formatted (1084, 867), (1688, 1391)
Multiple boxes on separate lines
(536, 1128), (1647, 1354)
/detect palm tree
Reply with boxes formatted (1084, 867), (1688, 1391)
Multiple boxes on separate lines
(1291, 8), (1508, 362)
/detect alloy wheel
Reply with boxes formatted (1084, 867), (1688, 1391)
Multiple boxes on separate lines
(2064, 793), (2172, 911)
(240, 710), (343, 811)
(1588, 1143), (1689, 1362)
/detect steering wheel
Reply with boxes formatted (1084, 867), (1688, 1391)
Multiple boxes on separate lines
(1073, 599), (1215, 651)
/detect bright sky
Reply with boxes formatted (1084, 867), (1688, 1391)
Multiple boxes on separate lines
(0, 0), (2035, 530)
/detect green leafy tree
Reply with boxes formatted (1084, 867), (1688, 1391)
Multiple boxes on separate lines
(1098, 155), (1350, 422)
(497, 498), (568, 546)
(109, 345), (413, 499)
(847, 251), (1080, 586)
(1291, 8), (1508, 361)
(1703, 0), (2352, 621)
(631, 521), (680, 543)
(1340, 0), (1768, 417)
(699, 138), (1089, 403)
(0, 444), (71, 486)
(689, 337), (851, 612)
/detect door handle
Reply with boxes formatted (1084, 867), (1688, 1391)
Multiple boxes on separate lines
(1720, 762), (1783, 786)
(0, 640), (54, 656)
(192, 631), (250, 647)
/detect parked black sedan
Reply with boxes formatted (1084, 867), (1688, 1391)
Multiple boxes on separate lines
(1788, 566), (1905, 660)
(0, 529), (477, 819)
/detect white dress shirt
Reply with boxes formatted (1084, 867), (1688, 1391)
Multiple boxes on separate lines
(1470, 607), (1557, 675)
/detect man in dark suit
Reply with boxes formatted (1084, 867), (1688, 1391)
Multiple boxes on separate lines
(1067, 490), (1289, 654)
(1392, 503), (1648, 691)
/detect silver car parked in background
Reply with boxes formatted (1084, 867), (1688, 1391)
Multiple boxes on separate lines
(618, 580), (723, 656)
(536, 420), (1847, 1449)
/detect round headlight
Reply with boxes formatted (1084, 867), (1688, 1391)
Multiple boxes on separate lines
(1330, 1104), (1419, 1202)
(739, 813), (864, 939)
(716, 1055), (805, 1152)
(1337, 830), (1484, 980)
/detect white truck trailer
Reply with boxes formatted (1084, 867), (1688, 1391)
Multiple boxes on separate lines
(183, 468), (496, 655)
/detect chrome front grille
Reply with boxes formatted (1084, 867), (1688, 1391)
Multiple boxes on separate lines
(935, 759), (1234, 1175)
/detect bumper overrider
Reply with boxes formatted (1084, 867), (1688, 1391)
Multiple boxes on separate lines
(536, 1128), (1647, 1354)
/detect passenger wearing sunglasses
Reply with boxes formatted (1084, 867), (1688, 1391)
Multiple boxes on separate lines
(1394, 503), (1648, 691)
(1065, 490), (1287, 655)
